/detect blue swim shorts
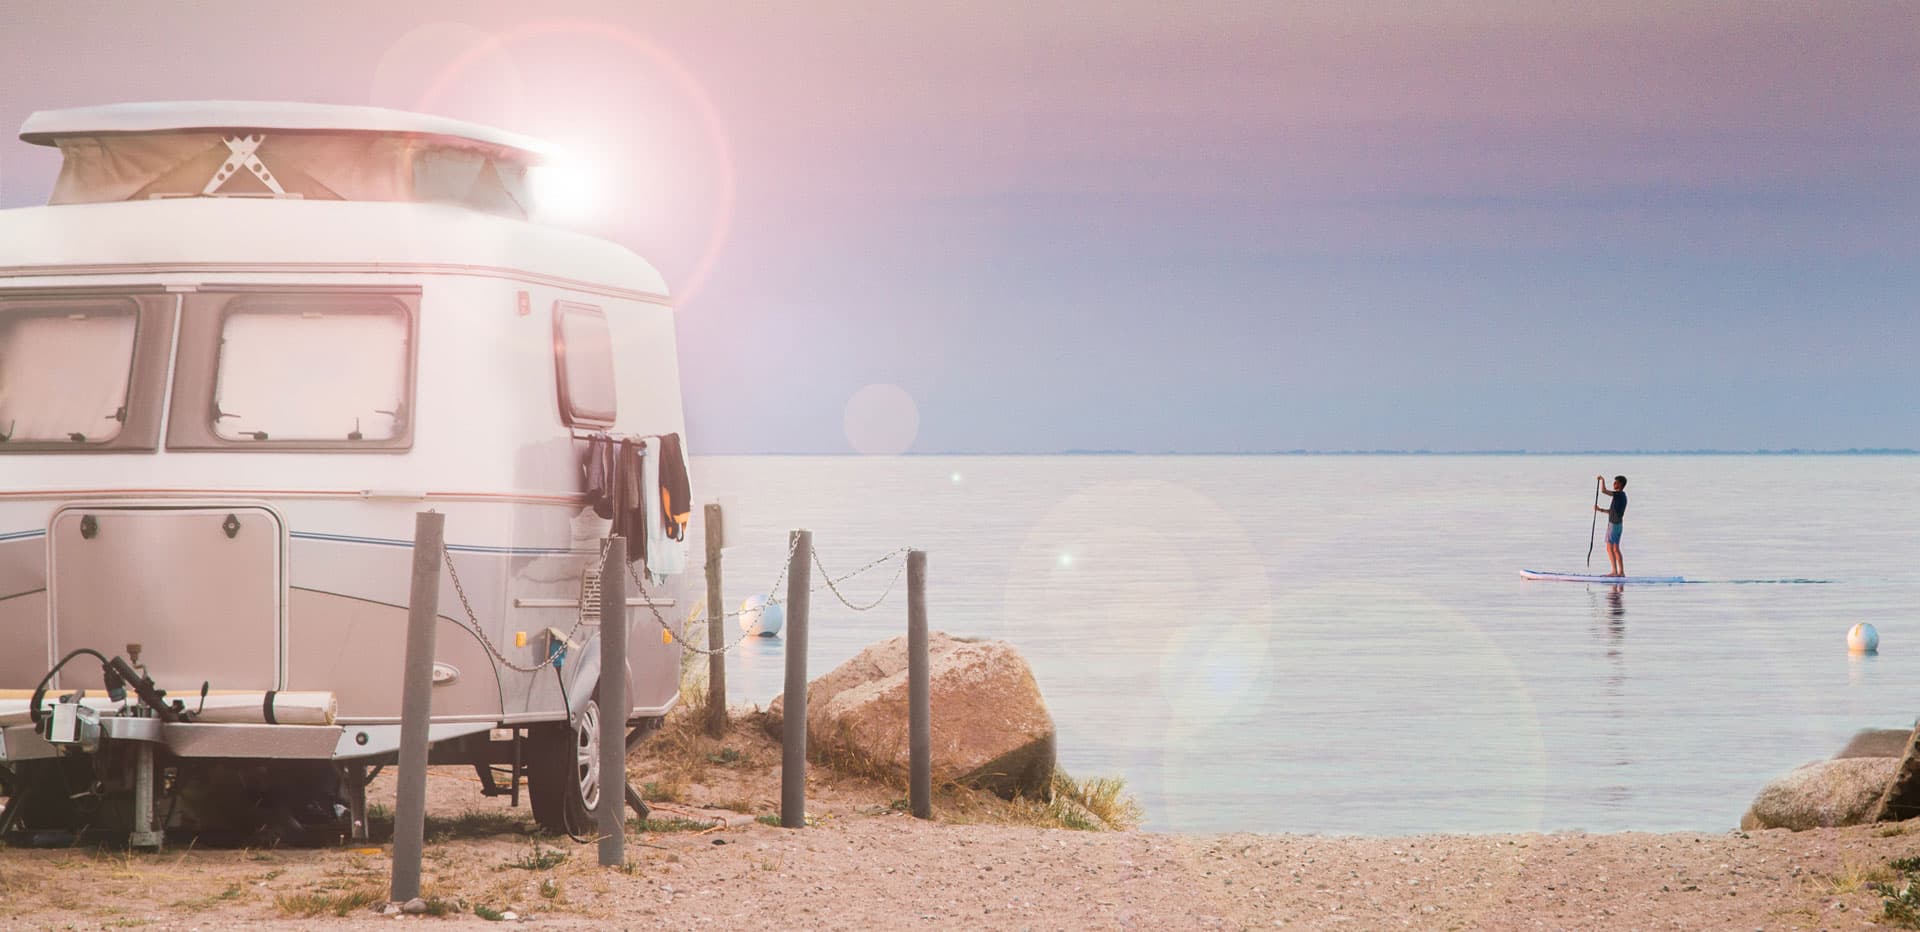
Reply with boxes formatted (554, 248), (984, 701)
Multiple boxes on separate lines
(1607, 522), (1623, 544)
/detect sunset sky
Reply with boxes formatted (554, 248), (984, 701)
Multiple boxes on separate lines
(1, 2), (1914, 452)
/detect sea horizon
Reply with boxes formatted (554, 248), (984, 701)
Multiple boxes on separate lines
(699, 448), (1920, 457)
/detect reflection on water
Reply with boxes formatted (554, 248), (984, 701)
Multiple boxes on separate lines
(697, 455), (1920, 834)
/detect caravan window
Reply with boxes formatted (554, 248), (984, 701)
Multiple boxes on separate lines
(553, 302), (616, 428)
(211, 298), (412, 442)
(0, 300), (138, 445)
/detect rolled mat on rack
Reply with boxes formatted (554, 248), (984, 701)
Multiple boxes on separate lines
(0, 690), (337, 727)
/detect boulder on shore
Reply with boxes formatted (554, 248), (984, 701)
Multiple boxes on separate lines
(1740, 757), (1897, 831)
(1833, 728), (1913, 760)
(768, 632), (1055, 799)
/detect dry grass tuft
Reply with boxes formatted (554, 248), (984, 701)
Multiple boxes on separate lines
(938, 770), (1142, 831)
(812, 719), (908, 788)
(0, 865), (45, 900)
(273, 883), (385, 917)
(1823, 857), (1898, 894)
(1055, 772), (1144, 830)
(637, 707), (713, 796)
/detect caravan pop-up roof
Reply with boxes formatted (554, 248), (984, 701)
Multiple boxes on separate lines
(19, 101), (555, 217)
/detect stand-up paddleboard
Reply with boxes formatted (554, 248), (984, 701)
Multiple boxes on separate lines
(1521, 570), (1684, 584)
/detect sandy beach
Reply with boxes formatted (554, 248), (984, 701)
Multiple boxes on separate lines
(2, 712), (1913, 931)
(0, 802), (1911, 930)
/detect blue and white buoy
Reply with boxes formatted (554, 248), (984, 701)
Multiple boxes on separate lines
(1848, 622), (1879, 654)
(739, 594), (785, 638)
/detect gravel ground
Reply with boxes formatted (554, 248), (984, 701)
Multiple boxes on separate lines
(3, 714), (1914, 930)
(2, 802), (1915, 930)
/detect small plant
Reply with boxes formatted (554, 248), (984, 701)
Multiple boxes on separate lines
(642, 817), (718, 833)
(1883, 876), (1920, 929)
(505, 843), (568, 871)
(475, 904), (506, 921)
(641, 780), (687, 804)
(426, 810), (530, 842)
(754, 814), (782, 827)
(706, 747), (745, 765)
(539, 877), (562, 900)
(1894, 856), (1920, 873)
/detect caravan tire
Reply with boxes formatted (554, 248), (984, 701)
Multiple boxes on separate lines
(527, 694), (604, 836)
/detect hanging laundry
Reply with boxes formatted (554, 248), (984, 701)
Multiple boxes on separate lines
(641, 435), (687, 584)
(657, 432), (691, 541)
(613, 438), (647, 565)
(581, 434), (615, 519)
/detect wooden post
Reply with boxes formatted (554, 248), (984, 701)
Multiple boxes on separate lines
(391, 510), (444, 904)
(780, 529), (812, 828)
(908, 549), (931, 820)
(598, 536), (628, 867)
(1872, 723), (1920, 822)
(704, 503), (726, 737)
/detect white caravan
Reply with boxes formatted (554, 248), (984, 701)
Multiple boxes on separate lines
(0, 101), (698, 846)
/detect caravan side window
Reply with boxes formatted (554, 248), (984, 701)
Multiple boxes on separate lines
(211, 299), (411, 442)
(553, 301), (616, 428)
(166, 290), (419, 451)
(0, 301), (138, 444)
(0, 292), (176, 453)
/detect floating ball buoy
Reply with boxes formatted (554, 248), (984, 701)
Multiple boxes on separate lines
(738, 594), (784, 638)
(1848, 622), (1879, 654)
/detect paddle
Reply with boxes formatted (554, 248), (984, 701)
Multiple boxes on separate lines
(1586, 476), (1601, 568)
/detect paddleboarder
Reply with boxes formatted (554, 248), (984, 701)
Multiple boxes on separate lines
(1594, 475), (1627, 577)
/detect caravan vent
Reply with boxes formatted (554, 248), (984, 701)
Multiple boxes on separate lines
(579, 565), (602, 622)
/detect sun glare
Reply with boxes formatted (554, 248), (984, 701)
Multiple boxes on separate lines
(528, 150), (603, 226)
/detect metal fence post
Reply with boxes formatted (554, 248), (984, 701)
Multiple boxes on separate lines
(704, 503), (726, 737)
(780, 529), (812, 828)
(599, 535), (628, 867)
(391, 510), (444, 904)
(907, 549), (931, 820)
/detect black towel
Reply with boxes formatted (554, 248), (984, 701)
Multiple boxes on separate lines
(614, 439), (647, 565)
(657, 432), (691, 541)
(582, 435), (615, 519)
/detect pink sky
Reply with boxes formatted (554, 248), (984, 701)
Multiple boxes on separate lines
(2, 2), (1914, 451)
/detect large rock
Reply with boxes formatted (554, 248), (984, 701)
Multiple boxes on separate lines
(769, 632), (1055, 799)
(1740, 757), (1897, 831)
(1834, 728), (1912, 760)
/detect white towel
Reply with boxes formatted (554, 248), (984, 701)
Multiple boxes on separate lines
(642, 436), (687, 585)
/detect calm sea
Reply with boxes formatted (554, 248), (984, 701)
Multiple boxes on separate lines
(693, 455), (1920, 835)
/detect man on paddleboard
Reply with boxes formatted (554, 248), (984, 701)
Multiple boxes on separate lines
(1594, 475), (1627, 577)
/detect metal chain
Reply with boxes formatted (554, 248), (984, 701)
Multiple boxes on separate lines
(810, 545), (910, 611)
(442, 534), (906, 668)
(625, 533), (799, 657)
(443, 549), (587, 674)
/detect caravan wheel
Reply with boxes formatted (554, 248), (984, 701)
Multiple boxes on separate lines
(527, 695), (603, 835)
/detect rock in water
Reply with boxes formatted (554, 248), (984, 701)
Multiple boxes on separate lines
(770, 632), (1055, 799)
(1833, 728), (1912, 760)
(1740, 757), (1897, 831)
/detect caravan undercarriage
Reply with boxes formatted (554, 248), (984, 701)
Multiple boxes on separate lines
(0, 704), (662, 849)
